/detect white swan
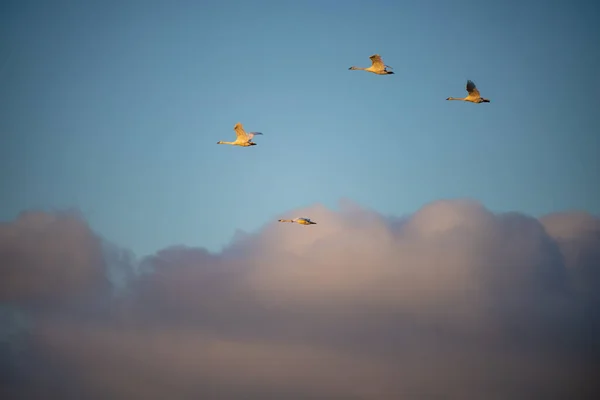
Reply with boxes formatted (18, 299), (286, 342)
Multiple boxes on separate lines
(217, 122), (263, 147)
(446, 80), (490, 103)
(349, 54), (394, 75)
(278, 217), (317, 225)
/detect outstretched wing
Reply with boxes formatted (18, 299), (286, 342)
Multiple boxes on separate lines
(466, 80), (480, 97)
(247, 132), (263, 140)
(234, 123), (249, 141)
(369, 54), (385, 70)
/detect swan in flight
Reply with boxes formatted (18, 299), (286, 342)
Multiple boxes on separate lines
(349, 54), (394, 75)
(446, 80), (490, 103)
(278, 217), (317, 225)
(217, 122), (263, 146)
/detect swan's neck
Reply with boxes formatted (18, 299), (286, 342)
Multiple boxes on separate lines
(349, 66), (366, 70)
(446, 97), (465, 101)
(217, 141), (235, 145)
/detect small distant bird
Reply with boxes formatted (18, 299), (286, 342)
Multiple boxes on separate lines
(446, 80), (490, 103)
(278, 217), (317, 225)
(217, 122), (263, 146)
(349, 54), (394, 75)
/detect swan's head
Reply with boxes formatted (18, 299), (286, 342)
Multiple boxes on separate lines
(445, 97), (451, 100)
(349, 66), (357, 70)
(216, 141), (222, 144)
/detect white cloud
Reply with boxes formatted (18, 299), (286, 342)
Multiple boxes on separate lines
(1, 199), (599, 399)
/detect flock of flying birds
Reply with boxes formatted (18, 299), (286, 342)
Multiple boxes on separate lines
(216, 54), (491, 226)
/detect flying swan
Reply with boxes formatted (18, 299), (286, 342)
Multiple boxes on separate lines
(278, 217), (317, 225)
(217, 122), (263, 146)
(349, 54), (394, 75)
(446, 80), (490, 103)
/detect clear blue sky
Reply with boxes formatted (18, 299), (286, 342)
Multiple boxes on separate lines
(1, 0), (598, 257)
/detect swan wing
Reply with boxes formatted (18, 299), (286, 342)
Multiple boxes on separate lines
(234, 123), (250, 141)
(369, 54), (385, 70)
(247, 132), (263, 140)
(466, 80), (481, 97)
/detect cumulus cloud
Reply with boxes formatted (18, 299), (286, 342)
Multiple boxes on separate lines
(0, 210), (110, 310)
(1, 199), (599, 399)
(541, 212), (600, 302)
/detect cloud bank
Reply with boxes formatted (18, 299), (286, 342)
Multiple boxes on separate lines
(1, 199), (599, 399)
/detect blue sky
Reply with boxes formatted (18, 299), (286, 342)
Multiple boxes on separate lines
(1, 0), (598, 257)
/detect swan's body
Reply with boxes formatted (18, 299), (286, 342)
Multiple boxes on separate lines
(349, 54), (394, 75)
(278, 217), (317, 225)
(446, 80), (490, 103)
(217, 122), (263, 146)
